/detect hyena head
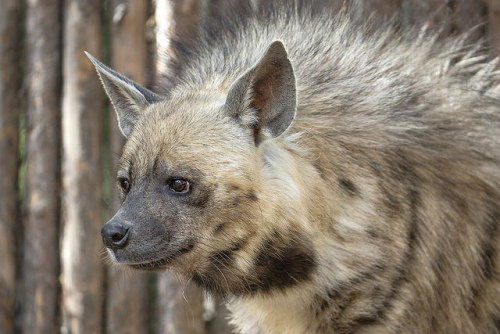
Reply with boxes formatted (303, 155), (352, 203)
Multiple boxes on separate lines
(88, 41), (316, 295)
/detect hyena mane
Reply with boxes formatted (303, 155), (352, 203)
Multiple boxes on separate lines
(92, 1), (500, 333)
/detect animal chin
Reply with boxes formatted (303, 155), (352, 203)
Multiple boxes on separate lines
(123, 243), (196, 271)
(127, 257), (173, 271)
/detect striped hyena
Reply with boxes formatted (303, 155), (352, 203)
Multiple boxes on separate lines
(89, 3), (500, 333)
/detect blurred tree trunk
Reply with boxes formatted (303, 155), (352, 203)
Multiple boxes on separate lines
(172, 0), (200, 45)
(350, 0), (401, 24)
(490, 0), (500, 56)
(106, 1), (150, 333)
(401, 0), (451, 30)
(363, 0), (402, 15)
(157, 274), (206, 334)
(155, 1), (207, 333)
(0, 0), (22, 332)
(401, 0), (486, 37)
(449, 0), (487, 38)
(358, 0), (402, 20)
(22, 0), (62, 333)
(155, 0), (199, 89)
(60, 1), (104, 333)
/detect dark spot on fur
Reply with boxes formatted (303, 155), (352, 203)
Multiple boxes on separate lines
(375, 163), (421, 320)
(407, 187), (420, 244)
(214, 222), (226, 234)
(193, 231), (315, 296)
(327, 289), (337, 299)
(352, 316), (379, 326)
(246, 190), (258, 201)
(229, 184), (240, 192)
(468, 202), (499, 315)
(191, 273), (209, 291)
(494, 317), (500, 330)
(319, 298), (329, 311)
(189, 187), (212, 208)
(480, 242), (496, 281)
(367, 228), (379, 239)
(178, 243), (194, 255)
(249, 231), (317, 293)
(339, 177), (358, 196)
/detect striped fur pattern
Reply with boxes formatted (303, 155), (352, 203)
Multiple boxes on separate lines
(95, 2), (500, 333)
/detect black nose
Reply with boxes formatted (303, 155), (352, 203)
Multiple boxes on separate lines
(101, 222), (130, 249)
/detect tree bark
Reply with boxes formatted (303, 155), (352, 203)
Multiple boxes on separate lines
(155, 0), (200, 89)
(60, 1), (105, 333)
(157, 273), (206, 334)
(172, 0), (200, 45)
(155, 0), (175, 86)
(106, 1), (151, 333)
(0, 0), (22, 332)
(358, 0), (402, 18)
(490, 0), (500, 57)
(22, 0), (62, 333)
(401, 0), (486, 36)
(449, 0), (486, 39)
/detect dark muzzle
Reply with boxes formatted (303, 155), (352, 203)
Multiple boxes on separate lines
(101, 220), (130, 249)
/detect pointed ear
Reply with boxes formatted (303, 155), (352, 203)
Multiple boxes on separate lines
(225, 40), (297, 141)
(85, 52), (162, 138)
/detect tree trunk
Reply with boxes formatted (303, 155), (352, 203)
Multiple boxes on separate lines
(155, 0), (199, 89)
(105, 1), (151, 333)
(155, 1), (206, 333)
(22, 0), (62, 333)
(449, 0), (486, 39)
(0, 0), (22, 332)
(358, 0), (402, 17)
(490, 0), (500, 57)
(400, 0), (447, 31)
(401, 0), (486, 36)
(157, 273), (206, 334)
(60, 1), (105, 333)
(154, 0), (175, 86)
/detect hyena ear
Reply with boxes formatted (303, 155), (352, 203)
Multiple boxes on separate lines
(85, 51), (162, 138)
(225, 40), (297, 141)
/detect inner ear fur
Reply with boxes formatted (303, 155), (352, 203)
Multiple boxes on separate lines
(226, 40), (297, 142)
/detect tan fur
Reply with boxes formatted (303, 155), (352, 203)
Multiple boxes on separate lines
(91, 3), (500, 333)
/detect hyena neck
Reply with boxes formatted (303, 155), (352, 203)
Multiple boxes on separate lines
(191, 138), (324, 298)
(222, 139), (334, 332)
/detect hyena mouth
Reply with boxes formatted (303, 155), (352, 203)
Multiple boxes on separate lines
(128, 257), (172, 271)
(127, 243), (195, 271)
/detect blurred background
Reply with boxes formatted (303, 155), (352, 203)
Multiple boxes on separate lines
(0, 0), (499, 333)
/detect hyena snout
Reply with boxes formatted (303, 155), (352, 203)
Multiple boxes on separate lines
(101, 219), (130, 249)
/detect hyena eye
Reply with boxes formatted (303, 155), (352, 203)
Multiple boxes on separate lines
(118, 177), (130, 193)
(168, 178), (191, 194)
